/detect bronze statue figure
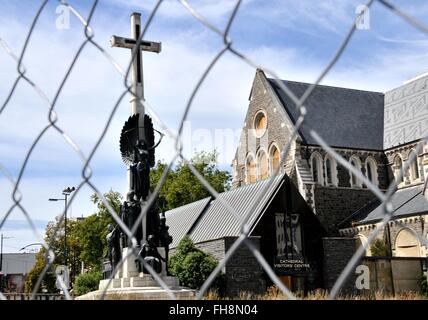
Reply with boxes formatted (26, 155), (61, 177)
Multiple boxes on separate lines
(120, 190), (143, 247)
(113, 109), (173, 276)
(136, 235), (165, 274)
(106, 224), (121, 271)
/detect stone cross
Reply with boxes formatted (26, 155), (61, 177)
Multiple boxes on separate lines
(110, 12), (161, 139)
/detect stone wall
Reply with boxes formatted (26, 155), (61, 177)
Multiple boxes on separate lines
(196, 239), (226, 264)
(344, 214), (428, 257)
(384, 73), (428, 149)
(323, 237), (359, 294)
(362, 258), (424, 294)
(301, 145), (389, 190)
(385, 142), (426, 188)
(233, 70), (295, 187)
(223, 237), (266, 297)
(315, 187), (377, 235)
(195, 237), (266, 297)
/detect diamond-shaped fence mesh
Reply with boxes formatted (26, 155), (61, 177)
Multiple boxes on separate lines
(1, 0), (428, 300)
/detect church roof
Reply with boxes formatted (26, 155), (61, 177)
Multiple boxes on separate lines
(165, 174), (285, 247)
(165, 197), (211, 248)
(190, 174), (284, 243)
(268, 78), (385, 150)
(341, 184), (427, 225)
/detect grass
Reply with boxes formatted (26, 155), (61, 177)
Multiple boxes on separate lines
(204, 286), (428, 300)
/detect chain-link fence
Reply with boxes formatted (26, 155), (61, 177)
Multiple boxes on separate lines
(1, 0), (428, 300)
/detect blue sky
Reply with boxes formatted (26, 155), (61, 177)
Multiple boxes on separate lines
(1, 0), (428, 252)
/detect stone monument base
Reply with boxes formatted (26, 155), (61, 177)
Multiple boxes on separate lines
(75, 286), (196, 300)
(75, 247), (196, 300)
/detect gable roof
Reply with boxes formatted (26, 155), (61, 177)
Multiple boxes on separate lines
(165, 197), (211, 248)
(165, 174), (285, 247)
(268, 78), (385, 150)
(190, 174), (285, 243)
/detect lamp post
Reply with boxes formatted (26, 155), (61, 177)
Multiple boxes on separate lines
(49, 186), (75, 289)
(19, 243), (43, 252)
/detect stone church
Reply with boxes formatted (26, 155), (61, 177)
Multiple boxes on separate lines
(232, 69), (428, 255)
(165, 69), (428, 295)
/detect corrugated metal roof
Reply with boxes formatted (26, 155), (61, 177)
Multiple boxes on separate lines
(359, 184), (428, 223)
(165, 197), (211, 248)
(189, 174), (285, 243)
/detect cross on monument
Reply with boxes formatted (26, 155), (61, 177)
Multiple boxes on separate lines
(110, 12), (161, 139)
(111, 12), (161, 247)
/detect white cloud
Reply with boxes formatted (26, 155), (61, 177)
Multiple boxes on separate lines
(243, 0), (357, 36)
(106, 0), (250, 22)
(1, 0), (428, 250)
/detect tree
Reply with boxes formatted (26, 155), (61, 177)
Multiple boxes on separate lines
(168, 236), (218, 289)
(24, 216), (82, 292)
(25, 190), (122, 293)
(370, 238), (391, 256)
(76, 190), (122, 271)
(44, 216), (82, 284)
(24, 249), (57, 293)
(150, 150), (231, 211)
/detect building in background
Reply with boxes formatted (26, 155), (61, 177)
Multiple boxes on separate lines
(166, 174), (326, 296)
(0, 253), (36, 293)
(232, 69), (428, 257)
(166, 69), (428, 294)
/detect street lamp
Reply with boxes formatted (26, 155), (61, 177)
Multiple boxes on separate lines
(19, 243), (43, 252)
(49, 186), (75, 288)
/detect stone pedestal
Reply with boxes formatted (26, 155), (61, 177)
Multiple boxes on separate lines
(116, 247), (139, 279)
(76, 247), (195, 300)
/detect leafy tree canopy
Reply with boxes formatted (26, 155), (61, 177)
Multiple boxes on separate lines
(24, 249), (57, 294)
(150, 150), (231, 211)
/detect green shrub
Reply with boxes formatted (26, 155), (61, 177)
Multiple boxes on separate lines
(169, 236), (218, 289)
(370, 238), (390, 257)
(73, 270), (102, 296)
(421, 275), (428, 296)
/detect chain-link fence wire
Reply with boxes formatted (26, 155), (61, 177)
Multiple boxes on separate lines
(0, 0), (428, 300)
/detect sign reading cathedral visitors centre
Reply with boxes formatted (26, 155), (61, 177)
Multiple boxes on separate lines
(273, 257), (312, 275)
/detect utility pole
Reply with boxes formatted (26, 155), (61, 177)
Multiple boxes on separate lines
(0, 234), (13, 291)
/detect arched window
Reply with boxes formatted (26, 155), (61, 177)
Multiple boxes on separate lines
(408, 150), (420, 182)
(365, 157), (378, 186)
(257, 149), (268, 180)
(393, 155), (404, 184)
(349, 156), (363, 188)
(310, 152), (324, 185)
(269, 144), (281, 174)
(324, 155), (337, 186)
(246, 154), (256, 184)
(395, 228), (421, 257)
